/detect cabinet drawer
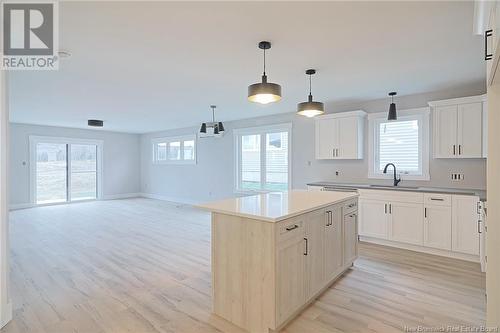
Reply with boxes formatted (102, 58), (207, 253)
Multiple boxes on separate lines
(424, 193), (451, 206)
(343, 199), (358, 214)
(277, 218), (305, 243)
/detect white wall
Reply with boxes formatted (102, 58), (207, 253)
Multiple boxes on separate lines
(9, 123), (141, 207)
(141, 87), (487, 204)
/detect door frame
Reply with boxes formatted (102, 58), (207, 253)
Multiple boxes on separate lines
(29, 135), (104, 205)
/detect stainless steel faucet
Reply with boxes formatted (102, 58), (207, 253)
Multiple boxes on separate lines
(383, 163), (401, 186)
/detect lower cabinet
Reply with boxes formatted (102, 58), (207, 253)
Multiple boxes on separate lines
(324, 206), (343, 281)
(305, 209), (326, 298)
(452, 195), (480, 255)
(276, 231), (306, 325)
(423, 205), (452, 250)
(359, 199), (388, 239)
(343, 211), (358, 264)
(390, 202), (424, 245)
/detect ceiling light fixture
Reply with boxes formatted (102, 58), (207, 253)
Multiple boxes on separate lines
(88, 119), (103, 127)
(388, 91), (397, 121)
(297, 69), (325, 118)
(199, 105), (224, 137)
(248, 41), (282, 105)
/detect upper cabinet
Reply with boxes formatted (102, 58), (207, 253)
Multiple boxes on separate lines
(474, 1), (500, 85)
(315, 110), (366, 160)
(429, 95), (486, 159)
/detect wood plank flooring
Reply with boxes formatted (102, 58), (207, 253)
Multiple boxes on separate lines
(2, 198), (485, 333)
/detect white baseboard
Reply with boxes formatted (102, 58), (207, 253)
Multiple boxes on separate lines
(0, 301), (12, 328)
(102, 193), (140, 200)
(360, 236), (480, 263)
(139, 192), (199, 206)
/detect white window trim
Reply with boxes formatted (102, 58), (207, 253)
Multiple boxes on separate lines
(29, 135), (104, 205)
(368, 107), (430, 181)
(152, 134), (197, 165)
(233, 123), (292, 194)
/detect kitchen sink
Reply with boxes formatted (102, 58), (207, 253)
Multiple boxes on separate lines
(369, 185), (419, 189)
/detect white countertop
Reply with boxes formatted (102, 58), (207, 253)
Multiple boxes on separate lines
(196, 190), (358, 222)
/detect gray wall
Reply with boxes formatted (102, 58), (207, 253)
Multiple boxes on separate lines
(10, 123), (141, 206)
(141, 87), (487, 204)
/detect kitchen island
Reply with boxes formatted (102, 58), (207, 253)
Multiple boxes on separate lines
(197, 190), (359, 333)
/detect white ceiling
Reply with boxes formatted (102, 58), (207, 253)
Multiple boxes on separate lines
(9, 1), (485, 134)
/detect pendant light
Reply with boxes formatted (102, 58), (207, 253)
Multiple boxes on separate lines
(199, 105), (224, 137)
(388, 91), (397, 121)
(297, 69), (324, 118)
(248, 41), (282, 104)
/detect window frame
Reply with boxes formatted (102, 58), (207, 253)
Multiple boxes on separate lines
(233, 123), (292, 194)
(368, 107), (430, 181)
(152, 134), (197, 165)
(29, 135), (104, 205)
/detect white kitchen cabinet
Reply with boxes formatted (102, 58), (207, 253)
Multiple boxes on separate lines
(452, 195), (480, 256)
(315, 110), (366, 160)
(343, 211), (358, 265)
(359, 199), (388, 239)
(429, 96), (486, 159)
(389, 202), (424, 246)
(324, 206), (343, 281)
(424, 204), (452, 250)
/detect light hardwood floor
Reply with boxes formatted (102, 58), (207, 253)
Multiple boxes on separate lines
(2, 198), (485, 333)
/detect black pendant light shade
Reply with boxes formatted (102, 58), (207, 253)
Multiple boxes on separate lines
(248, 41), (282, 104)
(199, 105), (224, 137)
(297, 69), (324, 118)
(388, 92), (397, 121)
(200, 123), (207, 133)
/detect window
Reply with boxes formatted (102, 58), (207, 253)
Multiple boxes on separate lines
(368, 108), (430, 180)
(234, 123), (291, 192)
(153, 135), (196, 164)
(30, 136), (102, 205)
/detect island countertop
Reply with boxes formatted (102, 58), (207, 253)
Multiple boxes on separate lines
(196, 190), (358, 222)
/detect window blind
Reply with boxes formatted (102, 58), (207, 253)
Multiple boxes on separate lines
(378, 120), (419, 173)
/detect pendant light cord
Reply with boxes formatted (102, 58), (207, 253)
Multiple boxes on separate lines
(263, 48), (266, 75)
(309, 73), (312, 96)
(212, 106), (215, 122)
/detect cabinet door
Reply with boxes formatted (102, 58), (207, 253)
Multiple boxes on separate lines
(276, 236), (306, 325)
(452, 196), (480, 255)
(305, 209), (326, 299)
(315, 118), (337, 159)
(358, 199), (388, 239)
(423, 205), (452, 250)
(343, 212), (358, 265)
(457, 103), (483, 158)
(434, 105), (458, 158)
(337, 117), (358, 159)
(324, 206), (342, 281)
(389, 202), (423, 245)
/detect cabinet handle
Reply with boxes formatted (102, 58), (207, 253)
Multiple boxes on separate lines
(459, 145), (462, 155)
(478, 220), (482, 234)
(424, 207), (427, 218)
(453, 145), (456, 155)
(486, 29), (493, 61)
(304, 238), (308, 255)
(389, 204), (392, 214)
(285, 224), (299, 231)
(430, 198), (444, 201)
(384, 203), (387, 214)
(325, 211), (331, 226)
(336, 149), (340, 158)
(348, 203), (356, 208)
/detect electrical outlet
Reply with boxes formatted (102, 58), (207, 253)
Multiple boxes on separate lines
(451, 173), (464, 181)
(335, 171), (339, 176)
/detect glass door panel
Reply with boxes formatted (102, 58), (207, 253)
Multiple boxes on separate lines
(36, 143), (67, 204)
(241, 134), (261, 190)
(265, 132), (288, 191)
(70, 144), (97, 201)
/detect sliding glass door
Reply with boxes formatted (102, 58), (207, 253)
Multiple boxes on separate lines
(31, 137), (101, 205)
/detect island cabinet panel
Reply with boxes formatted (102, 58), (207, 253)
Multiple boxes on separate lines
(324, 205), (343, 281)
(276, 221), (306, 325)
(212, 213), (276, 332)
(210, 196), (359, 333)
(305, 208), (327, 298)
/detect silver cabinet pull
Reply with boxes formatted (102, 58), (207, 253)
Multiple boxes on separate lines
(478, 221), (482, 234)
(348, 203), (356, 208)
(285, 224), (299, 231)
(430, 198), (444, 201)
(389, 204), (392, 214)
(304, 238), (308, 255)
